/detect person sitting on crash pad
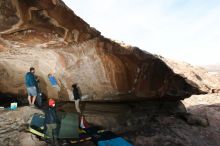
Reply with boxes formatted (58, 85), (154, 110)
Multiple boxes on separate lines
(44, 98), (60, 143)
(48, 74), (60, 91)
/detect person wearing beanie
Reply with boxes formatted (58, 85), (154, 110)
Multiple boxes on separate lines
(44, 98), (59, 144)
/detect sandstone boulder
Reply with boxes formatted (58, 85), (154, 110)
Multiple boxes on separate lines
(0, 107), (44, 146)
(60, 96), (220, 146)
(0, 0), (203, 101)
(162, 58), (220, 93)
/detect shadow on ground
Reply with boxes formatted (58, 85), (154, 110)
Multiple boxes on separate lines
(59, 101), (220, 146)
(1, 96), (220, 146)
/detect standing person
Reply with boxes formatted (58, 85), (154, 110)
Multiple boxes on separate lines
(44, 98), (59, 145)
(35, 75), (43, 108)
(72, 84), (89, 113)
(25, 67), (37, 107)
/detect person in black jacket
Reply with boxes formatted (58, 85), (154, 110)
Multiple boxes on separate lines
(72, 83), (89, 113)
(44, 98), (59, 144)
(72, 84), (81, 113)
(35, 75), (42, 108)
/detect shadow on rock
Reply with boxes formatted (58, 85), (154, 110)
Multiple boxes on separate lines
(128, 103), (220, 146)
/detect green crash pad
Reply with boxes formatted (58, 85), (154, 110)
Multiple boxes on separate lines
(29, 112), (79, 139)
(59, 113), (79, 138)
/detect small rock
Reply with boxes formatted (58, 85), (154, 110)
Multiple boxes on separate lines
(182, 113), (209, 127)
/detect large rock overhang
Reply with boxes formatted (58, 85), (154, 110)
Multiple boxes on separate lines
(0, 0), (203, 101)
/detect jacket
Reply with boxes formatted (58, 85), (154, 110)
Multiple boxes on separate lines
(73, 87), (81, 100)
(25, 72), (37, 87)
(44, 107), (59, 124)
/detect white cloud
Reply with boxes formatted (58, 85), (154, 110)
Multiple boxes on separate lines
(63, 0), (220, 65)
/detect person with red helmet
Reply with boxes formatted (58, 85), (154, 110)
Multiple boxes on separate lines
(44, 98), (59, 145)
(48, 98), (56, 107)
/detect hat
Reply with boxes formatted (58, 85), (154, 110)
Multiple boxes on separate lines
(72, 83), (77, 88)
(48, 99), (55, 107)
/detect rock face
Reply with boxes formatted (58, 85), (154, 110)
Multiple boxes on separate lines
(60, 94), (220, 146)
(1, 94), (220, 146)
(0, 0), (203, 101)
(162, 58), (220, 93)
(0, 107), (45, 146)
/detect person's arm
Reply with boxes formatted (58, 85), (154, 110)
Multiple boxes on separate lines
(35, 76), (40, 83)
(52, 108), (60, 124)
(31, 74), (38, 87)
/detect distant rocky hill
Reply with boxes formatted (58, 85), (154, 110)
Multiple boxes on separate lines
(204, 64), (220, 73)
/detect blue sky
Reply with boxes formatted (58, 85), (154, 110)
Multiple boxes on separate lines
(63, 0), (220, 65)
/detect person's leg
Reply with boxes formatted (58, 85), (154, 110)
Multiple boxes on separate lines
(51, 124), (57, 139)
(27, 88), (32, 105)
(31, 96), (36, 105)
(28, 96), (32, 105)
(46, 124), (57, 145)
(46, 124), (53, 138)
(31, 87), (37, 105)
(75, 99), (81, 113)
